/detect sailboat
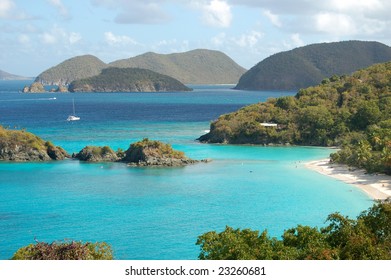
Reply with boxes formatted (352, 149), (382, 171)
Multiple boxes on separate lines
(67, 98), (80, 121)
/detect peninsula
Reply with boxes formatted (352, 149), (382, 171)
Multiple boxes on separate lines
(199, 61), (391, 176)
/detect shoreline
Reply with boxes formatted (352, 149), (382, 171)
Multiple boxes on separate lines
(305, 159), (391, 200)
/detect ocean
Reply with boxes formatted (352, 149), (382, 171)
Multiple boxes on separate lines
(0, 81), (373, 259)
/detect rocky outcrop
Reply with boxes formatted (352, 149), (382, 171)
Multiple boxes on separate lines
(0, 126), (69, 161)
(22, 82), (46, 93)
(73, 146), (119, 162)
(50, 85), (68, 92)
(123, 138), (209, 167)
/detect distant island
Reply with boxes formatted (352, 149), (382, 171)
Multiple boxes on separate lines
(0, 69), (31, 81)
(34, 49), (246, 86)
(235, 40), (391, 91)
(68, 68), (192, 92)
(200, 61), (391, 175)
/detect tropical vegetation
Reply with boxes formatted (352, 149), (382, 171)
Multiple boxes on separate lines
(196, 199), (391, 260)
(0, 126), (69, 161)
(200, 61), (391, 174)
(11, 240), (113, 260)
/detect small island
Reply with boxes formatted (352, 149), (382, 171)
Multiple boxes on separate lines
(73, 146), (120, 162)
(68, 68), (192, 92)
(0, 126), (69, 161)
(22, 82), (46, 93)
(74, 138), (209, 167)
(122, 138), (206, 166)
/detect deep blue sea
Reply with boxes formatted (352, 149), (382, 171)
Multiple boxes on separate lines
(0, 81), (373, 259)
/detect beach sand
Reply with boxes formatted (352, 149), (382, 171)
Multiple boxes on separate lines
(305, 159), (391, 200)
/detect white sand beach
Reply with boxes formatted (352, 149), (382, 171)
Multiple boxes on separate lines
(305, 159), (391, 200)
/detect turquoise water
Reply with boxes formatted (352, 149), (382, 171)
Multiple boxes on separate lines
(0, 82), (373, 259)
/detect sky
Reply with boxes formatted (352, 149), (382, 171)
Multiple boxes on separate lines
(1, 0), (391, 77)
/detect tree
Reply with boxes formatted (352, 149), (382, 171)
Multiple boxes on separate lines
(351, 102), (381, 130)
(197, 200), (391, 260)
(11, 240), (113, 260)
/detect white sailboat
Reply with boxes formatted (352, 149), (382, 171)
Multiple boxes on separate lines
(67, 98), (80, 121)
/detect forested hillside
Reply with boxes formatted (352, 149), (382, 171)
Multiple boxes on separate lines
(109, 49), (246, 84)
(200, 61), (391, 174)
(35, 55), (106, 85)
(235, 41), (391, 90)
(34, 49), (246, 85)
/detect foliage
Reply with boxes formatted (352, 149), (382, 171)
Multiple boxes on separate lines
(202, 61), (391, 174)
(197, 199), (391, 260)
(0, 126), (68, 161)
(236, 40), (391, 90)
(11, 240), (113, 260)
(331, 126), (391, 174)
(74, 145), (119, 162)
(124, 138), (185, 161)
(0, 125), (46, 151)
(68, 67), (191, 92)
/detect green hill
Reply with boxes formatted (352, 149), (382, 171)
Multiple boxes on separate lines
(109, 49), (246, 84)
(235, 41), (391, 90)
(34, 49), (245, 86)
(35, 55), (107, 85)
(68, 67), (192, 92)
(0, 70), (31, 80)
(200, 61), (391, 174)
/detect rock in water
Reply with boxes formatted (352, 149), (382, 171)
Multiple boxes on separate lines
(122, 138), (200, 166)
(73, 146), (119, 162)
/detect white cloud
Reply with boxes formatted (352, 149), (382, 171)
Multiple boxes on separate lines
(91, 0), (171, 24)
(40, 26), (82, 45)
(290, 33), (304, 46)
(18, 34), (30, 44)
(47, 0), (69, 19)
(315, 13), (357, 36)
(41, 32), (57, 44)
(69, 32), (82, 44)
(229, 0), (391, 38)
(204, 0), (232, 27)
(191, 0), (232, 28)
(263, 9), (282, 27)
(329, 0), (383, 14)
(283, 33), (305, 50)
(237, 30), (263, 48)
(0, 0), (13, 18)
(104, 32), (138, 46)
(211, 32), (226, 46)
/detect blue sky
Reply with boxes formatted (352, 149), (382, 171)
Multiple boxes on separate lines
(1, 0), (391, 77)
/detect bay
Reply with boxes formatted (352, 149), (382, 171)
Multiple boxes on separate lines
(0, 82), (373, 259)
